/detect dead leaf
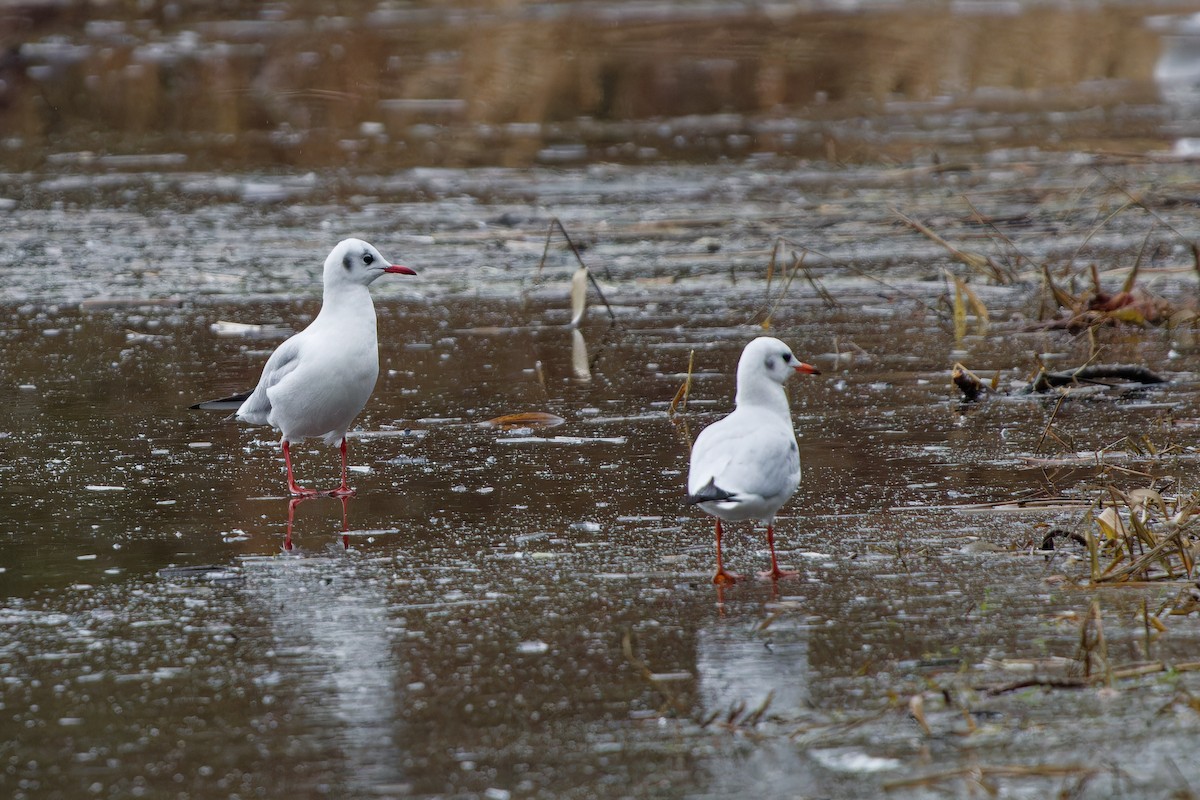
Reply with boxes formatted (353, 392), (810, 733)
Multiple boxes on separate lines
(480, 412), (566, 430)
(570, 265), (588, 328)
(909, 694), (933, 736)
(1096, 507), (1126, 541)
(571, 328), (590, 382)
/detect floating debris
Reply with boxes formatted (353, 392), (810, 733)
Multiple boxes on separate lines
(479, 411), (566, 430)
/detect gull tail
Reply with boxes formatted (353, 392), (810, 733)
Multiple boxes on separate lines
(687, 477), (738, 505)
(189, 391), (251, 411)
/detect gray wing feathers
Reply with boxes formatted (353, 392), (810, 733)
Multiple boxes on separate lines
(689, 418), (800, 503)
(235, 335), (304, 425)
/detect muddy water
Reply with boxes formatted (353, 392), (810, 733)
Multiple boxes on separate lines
(7, 1), (1200, 797)
(5, 247), (1200, 798)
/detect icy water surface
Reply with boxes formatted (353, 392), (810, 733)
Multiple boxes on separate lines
(6, 238), (1200, 797)
(7, 11), (1200, 777)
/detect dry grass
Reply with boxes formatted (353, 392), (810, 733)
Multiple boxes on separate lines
(1082, 487), (1200, 584)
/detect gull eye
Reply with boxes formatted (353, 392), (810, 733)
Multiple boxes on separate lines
(782, 352), (792, 363)
(362, 253), (375, 265)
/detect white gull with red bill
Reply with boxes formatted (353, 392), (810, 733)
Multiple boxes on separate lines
(192, 238), (416, 497)
(686, 336), (820, 584)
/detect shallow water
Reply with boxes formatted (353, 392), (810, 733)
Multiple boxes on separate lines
(7, 2), (1200, 797)
(5, 255), (1200, 797)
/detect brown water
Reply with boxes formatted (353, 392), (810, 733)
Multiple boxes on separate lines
(6, 1), (1200, 799)
(5, 0), (1200, 168)
(5, 244), (1200, 798)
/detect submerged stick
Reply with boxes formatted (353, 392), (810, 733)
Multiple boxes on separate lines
(894, 207), (1012, 284)
(1030, 364), (1167, 393)
(983, 660), (1200, 695)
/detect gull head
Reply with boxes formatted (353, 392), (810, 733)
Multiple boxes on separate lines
(324, 238), (416, 287)
(738, 336), (820, 388)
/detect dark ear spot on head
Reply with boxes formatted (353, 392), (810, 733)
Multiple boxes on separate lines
(342, 253), (353, 271)
(765, 355), (776, 370)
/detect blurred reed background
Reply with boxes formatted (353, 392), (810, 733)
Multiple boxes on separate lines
(0, 0), (1197, 169)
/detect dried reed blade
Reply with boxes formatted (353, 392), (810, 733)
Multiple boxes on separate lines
(764, 239), (781, 302)
(1070, 199), (1134, 272)
(960, 195), (1029, 278)
(763, 249), (807, 328)
(534, 360), (547, 401)
(800, 257), (839, 309)
(569, 265), (588, 328)
(682, 349), (694, 413)
(1086, 600), (1112, 686)
(539, 217), (617, 324)
(952, 279), (967, 343)
(1042, 264), (1079, 311)
(667, 382), (687, 419)
(1084, 503), (1101, 583)
(1123, 221), (1157, 294)
(895, 208), (1007, 283)
(743, 691), (774, 727)
(908, 694), (933, 736)
(1034, 391), (1070, 454)
(1100, 530), (1187, 584)
(946, 271), (991, 328)
(1094, 168), (1195, 253)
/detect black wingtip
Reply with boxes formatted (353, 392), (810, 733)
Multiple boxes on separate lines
(189, 391), (251, 411)
(686, 477), (737, 506)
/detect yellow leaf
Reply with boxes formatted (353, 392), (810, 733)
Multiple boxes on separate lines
(1097, 507), (1126, 540)
(1108, 307), (1147, 326)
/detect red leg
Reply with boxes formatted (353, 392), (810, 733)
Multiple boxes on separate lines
(712, 519), (741, 585)
(282, 440), (316, 497)
(758, 523), (798, 581)
(284, 496), (303, 551)
(338, 494), (350, 550)
(329, 437), (356, 498)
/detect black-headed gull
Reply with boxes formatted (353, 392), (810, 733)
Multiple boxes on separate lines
(686, 336), (820, 584)
(192, 238), (416, 497)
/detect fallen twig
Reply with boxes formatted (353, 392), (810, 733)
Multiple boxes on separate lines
(1029, 364), (1167, 393)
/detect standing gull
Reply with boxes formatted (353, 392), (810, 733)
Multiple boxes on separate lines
(192, 238), (416, 496)
(686, 336), (820, 584)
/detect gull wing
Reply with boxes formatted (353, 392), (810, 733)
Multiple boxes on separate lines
(234, 333), (306, 425)
(688, 415), (800, 505)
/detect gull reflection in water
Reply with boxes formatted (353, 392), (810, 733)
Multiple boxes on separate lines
(246, 494), (406, 794)
(284, 495), (350, 552)
(694, 609), (815, 795)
